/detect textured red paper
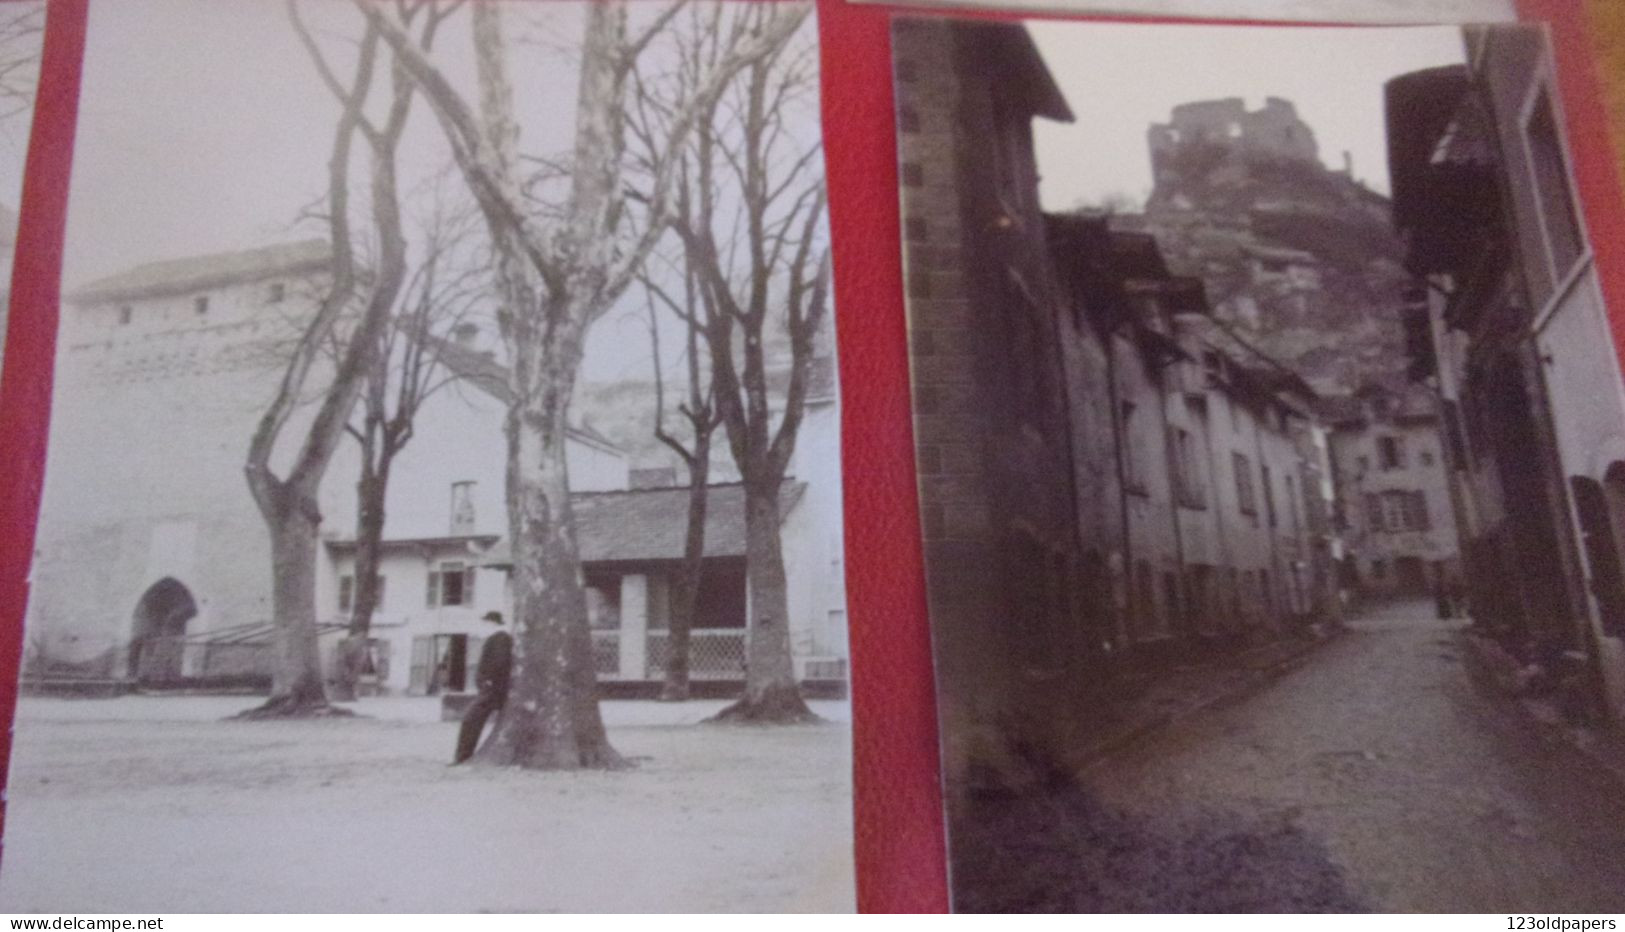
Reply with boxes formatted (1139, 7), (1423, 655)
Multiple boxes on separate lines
(0, 0), (86, 873)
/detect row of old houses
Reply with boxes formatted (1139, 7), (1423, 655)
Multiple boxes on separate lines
(1386, 25), (1625, 721)
(893, 17), (1352, 788)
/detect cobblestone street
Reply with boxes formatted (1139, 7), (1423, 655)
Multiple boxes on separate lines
(956, 601), (1625, 912)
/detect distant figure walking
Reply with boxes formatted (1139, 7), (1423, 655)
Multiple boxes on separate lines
(452, 611), (513, 765)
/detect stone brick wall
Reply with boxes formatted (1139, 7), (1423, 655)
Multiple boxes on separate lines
(29, 276), (319, 673)
(895, 17), (1093, 788)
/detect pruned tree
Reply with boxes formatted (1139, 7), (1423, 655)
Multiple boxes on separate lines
(237, 0), (452, 719)
(358, 0), (810, 767)
(640, 258), (723, 702)
(333, 184), (488, 701)
(654, 6), (829, 723)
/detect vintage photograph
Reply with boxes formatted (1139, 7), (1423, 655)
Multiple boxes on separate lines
(894, 14), (1625, 910)
(0, 0), (42, 371)
(1, 0), (851, 912)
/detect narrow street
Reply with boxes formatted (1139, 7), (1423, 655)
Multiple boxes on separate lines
(1073, 600), (1625, 911)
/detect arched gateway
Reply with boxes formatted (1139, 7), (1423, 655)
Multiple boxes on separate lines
(129, 578), (197, 684)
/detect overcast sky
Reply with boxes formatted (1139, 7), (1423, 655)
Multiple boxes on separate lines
(1027, 19), (1467, 210)
(62, 0), (833, 386)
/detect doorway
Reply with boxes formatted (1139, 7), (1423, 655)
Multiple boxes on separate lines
(130, 578), (197, 684)
(409, 633), (469, 695)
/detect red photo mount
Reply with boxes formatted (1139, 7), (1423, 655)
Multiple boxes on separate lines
(0, 0), (1615, 914)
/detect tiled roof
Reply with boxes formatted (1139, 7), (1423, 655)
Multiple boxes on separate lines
(477, 480), (807, 566)
(68, 239), (331, 304)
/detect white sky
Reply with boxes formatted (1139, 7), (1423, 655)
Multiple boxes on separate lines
(63, 0), (831, 386)
(1028, 19), (1468, 210)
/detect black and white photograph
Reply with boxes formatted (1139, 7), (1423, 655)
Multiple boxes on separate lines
(1, 0), (852, 912)
(894, 13), (1625, 911)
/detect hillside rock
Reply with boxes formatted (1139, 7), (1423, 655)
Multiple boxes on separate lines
(1121, 98), (1411, 395)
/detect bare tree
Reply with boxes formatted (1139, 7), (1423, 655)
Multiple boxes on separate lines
(641, 258), (723, 702)
(358, 0), (809, 767)
(237, 1), (452, 719)
(654, 7), (828, 722)
(0, 3), (43, 125)
(334, 187), (487, 701)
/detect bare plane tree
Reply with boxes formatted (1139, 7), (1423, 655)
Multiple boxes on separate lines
(358, 0), (809, 767)
(334, 185), (488, 701)
(238, 1), (453, 719)
(641, 257), (723, 702)
(651, 7), (829, 723)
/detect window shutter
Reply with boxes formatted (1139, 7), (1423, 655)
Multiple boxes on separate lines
(426, 571), (440, 608)
(465, 567), (477, 604)
(338, 575), (354, 613)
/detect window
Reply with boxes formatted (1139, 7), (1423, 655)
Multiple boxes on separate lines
(1356, 455), (1370, 475)
(117, 305), (132, 325)
(1234, 452), (1256, 516)
(1381, 494), (1408, 533)
(268, 282), (286, 304)
(1525, 89), (1585, 283)
(1368, 490), (1431, 533)
(194, 296), (209, 315)
(427, 562), (475, 607)
(449, 481), (476, 535)
(1420, 450), (1436, 468)
(1262, 463), (1277, 527)
(1122, 402), (1142, 492)
(1404, 491), (1431, 531)
(1378, 436), (1404, 470)
(1173, 428), (1205, 507)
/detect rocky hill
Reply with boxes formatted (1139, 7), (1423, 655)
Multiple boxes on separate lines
(1119, 99), (1413, 395)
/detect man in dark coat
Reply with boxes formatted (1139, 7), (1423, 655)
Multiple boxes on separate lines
(452, 611), (513, 764)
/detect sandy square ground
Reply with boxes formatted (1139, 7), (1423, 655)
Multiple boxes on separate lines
(0, 696), (854, 913)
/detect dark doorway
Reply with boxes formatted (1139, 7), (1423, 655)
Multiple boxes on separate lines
(1396, 556), (1428, 594)
(130, 578), (197, 684)
(433, 634), (469, 693)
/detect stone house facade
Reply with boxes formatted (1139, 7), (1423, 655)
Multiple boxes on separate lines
(1325, 385), (1463, 599)
(1388, 26), (1625, 719)
(895, 18), (1336, 793)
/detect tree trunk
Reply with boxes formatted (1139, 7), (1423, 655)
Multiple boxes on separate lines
(333, 461), (390, 701)
(662, 448), (710, 702)
(473, 348), (623, 768)
(711, 478), (816, 723)
(235, 489), (349, 719)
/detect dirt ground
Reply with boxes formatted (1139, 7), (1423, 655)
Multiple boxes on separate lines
(0, 697), (855, 913)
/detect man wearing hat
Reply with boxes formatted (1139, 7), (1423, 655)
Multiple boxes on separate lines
(452, 610), (513, 764)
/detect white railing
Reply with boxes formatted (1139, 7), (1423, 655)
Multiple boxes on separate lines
(645, 628), (747, 680)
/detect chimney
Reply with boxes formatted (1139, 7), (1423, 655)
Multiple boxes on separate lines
(1342, 150), (1353, 176)
(452, 322), (479, 348)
